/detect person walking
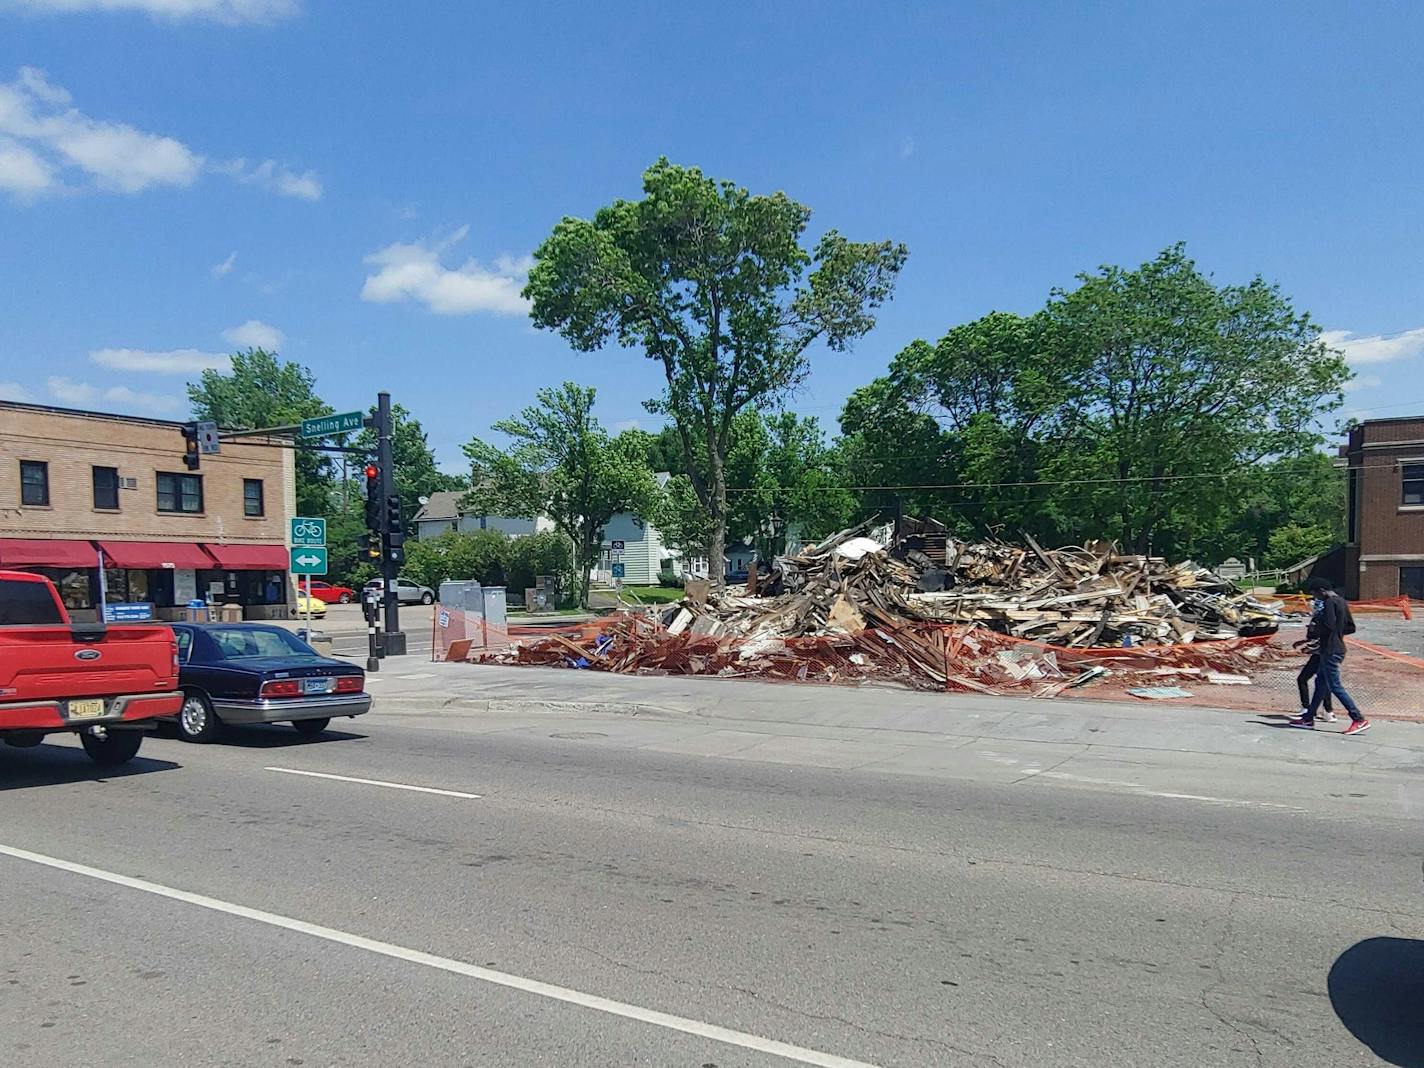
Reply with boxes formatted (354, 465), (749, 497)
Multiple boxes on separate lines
(1289, 578), (1369, 734)
(1292, 597), (1336, 722)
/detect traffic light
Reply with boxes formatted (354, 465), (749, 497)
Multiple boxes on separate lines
(359, 533), (381, 561)
(385, 495), (405, 565)
(181, 422), (201, 470)
(363, 464), (381, 532)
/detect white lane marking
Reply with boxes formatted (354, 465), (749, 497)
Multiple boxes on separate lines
(264, 767), (481, 799)
(0, 844), (879, 1068)
(1034, 771), (1299, 811)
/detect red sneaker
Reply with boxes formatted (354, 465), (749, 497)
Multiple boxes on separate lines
(1342, 719), (1371, 736)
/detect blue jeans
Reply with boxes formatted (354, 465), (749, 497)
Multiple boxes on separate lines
(1307, 654), (1363, 722)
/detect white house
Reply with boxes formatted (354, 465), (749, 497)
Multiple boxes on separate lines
(411, 491), (554, 540)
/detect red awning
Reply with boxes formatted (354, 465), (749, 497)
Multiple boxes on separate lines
(98, 541), (215, 570)
(0, 538), (101, 568)
(203, 543), (288, 570)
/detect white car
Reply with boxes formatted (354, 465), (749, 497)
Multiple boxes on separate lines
(364, 577), (435, 605)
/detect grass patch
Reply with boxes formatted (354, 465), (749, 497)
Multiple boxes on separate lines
(619, 585), (686, 604)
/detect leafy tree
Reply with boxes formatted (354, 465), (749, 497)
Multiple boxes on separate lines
(502, 530), (575, 597)
(1265, 522), (1338, 570)
(653, 473), (715, 568)
(1041, 244), (1349, 556)
(402, 529), (507, 591)
(462, 383), (659, 608)
(188, 348), (334, 516)
(524, 158), (906, 584)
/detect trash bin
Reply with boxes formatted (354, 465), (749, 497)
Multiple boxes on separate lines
(220, 604), (243, 623)
(185, 599), (212, 623)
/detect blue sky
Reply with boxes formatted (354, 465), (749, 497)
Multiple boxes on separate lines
(2, 1), (1421, 473)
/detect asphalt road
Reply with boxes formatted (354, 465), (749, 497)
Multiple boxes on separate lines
(2, 694), (1422, 1067)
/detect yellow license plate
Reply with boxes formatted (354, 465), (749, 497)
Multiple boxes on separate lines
(68, 698), (105, 719)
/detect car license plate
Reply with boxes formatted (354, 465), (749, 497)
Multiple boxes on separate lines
(302, 677), (335, 695)
(68, 698), (105, 718)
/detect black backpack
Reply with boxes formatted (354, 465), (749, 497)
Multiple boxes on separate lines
(1333, 593), (1357, 636)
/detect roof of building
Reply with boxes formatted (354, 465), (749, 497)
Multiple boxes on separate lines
(0, 398), (190, 430)
(412, 490), (466, 523)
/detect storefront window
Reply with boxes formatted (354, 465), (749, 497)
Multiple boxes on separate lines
(104, 569), (152, 603)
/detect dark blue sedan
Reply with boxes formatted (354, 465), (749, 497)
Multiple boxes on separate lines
(169, 623), (370, 742)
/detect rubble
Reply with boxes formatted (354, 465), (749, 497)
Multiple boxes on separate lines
(470, 520), (1286, 695)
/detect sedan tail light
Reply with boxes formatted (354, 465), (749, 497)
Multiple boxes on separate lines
(335, 676), (363, 694)
(261, 679), (302, 698)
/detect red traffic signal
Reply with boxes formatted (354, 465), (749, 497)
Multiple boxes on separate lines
(364, 464), (379, 480)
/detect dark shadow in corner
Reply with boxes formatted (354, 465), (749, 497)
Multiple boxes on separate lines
(1329, 937), (1424, 1067)
(0, 743), (180, 791)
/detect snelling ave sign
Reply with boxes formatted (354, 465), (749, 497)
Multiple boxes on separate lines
(299, 411), (365, 439)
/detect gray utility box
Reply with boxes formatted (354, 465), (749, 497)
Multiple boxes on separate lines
(437, 581), (509, 651)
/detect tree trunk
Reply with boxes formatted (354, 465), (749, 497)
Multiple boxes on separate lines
(578, 534), (595, 609)
(707, 450), (728, 588)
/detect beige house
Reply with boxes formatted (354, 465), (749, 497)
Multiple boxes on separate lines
(0, 400), (297, 621)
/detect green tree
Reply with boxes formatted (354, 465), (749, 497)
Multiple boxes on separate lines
(502, 530), (576, 598)
(462, 383), (659, 608)
(1265, 522), (1338, 570)
(187, 348), (334, 516)
(402, 529), (508, 591)
(524, 158), (906, 584)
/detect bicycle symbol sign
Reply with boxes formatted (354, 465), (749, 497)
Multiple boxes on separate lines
(290, 517), (327, 547)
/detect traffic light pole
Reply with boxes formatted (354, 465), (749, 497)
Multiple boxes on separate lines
(376, 391), (406, 656)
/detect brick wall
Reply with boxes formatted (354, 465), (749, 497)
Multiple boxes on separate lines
(0, 403), (294, 545)
(1347, 416), (1424, 600)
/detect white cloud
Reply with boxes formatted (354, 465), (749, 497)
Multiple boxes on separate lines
(47, 375), (181, 413)
(210, 251), (236, 278)
(0, 0), (300, 23)
(899, 136), (915, 159)
(0, 380), (34, 401)
(215, 157), (322, 200)
(0, 67), (320, 201)
(611, 419), (642, 433)
(361, 227), (532, 316)
(1350, 373), (1383, 391)
(221, 319), (284, 350)
(90, 347), (229, 373)
(0, 134), (53, 196)
(1320, 326), (1424, 367)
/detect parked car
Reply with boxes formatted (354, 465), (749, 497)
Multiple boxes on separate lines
(168, 623), (370, 742)
(0, 570), (182, 765)
(293, 592), (328, 618)
(306, 580), (356, 605)
(364, 577), (435, 605)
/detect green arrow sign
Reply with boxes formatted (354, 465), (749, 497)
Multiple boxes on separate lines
(299, 411), (365, 439)
(289, 546), (329, 575)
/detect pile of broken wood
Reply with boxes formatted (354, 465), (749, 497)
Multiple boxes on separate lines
(470, 521), (1285, 696)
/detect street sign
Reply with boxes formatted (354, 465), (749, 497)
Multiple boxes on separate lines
(610, 540), (625, 552)
(289, 547), (328, 575)
(290, 516), (327, 546)
(196, 420), (221, 455)
(300, 410), (365, 439)
(611, 562), (625, 579)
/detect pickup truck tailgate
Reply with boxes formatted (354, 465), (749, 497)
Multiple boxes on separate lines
(0, 625), (179, 701)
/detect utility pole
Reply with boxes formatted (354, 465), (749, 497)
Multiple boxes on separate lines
(376, 391), (407, 655)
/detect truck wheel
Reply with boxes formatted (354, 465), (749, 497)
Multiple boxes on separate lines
(178, 692), (222, 743)
(80, 730), (143, 766)
(292, 717), (330, 736)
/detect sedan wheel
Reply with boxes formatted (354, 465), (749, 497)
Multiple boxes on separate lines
(178, 692), (221, 743)
(421, 592), (434, 605)
(292, 717), (331, 736)
(338, 592), (352, 604)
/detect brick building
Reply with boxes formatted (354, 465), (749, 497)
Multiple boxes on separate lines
(0, 400), (297, 621)
(1341, 415), (1424, 601)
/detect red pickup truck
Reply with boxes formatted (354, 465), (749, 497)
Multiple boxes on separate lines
(0, 570), (183, 766)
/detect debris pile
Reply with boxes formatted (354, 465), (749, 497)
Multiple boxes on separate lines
(471, 521), (1285, 695)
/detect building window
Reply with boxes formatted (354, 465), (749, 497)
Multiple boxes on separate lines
(1403, 567), (1424, 601)
(93, 466), (120, 510)
(20, 460), (49, 506)
(156, 472), (203, 514)
(1403, 463), (1424, 506)
(243, 478), (265, 517)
